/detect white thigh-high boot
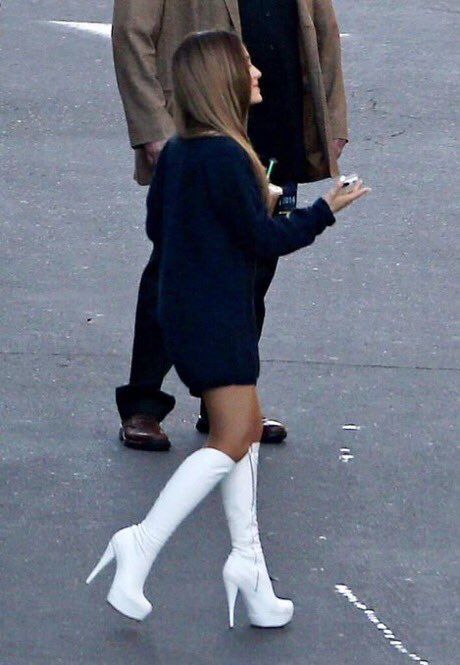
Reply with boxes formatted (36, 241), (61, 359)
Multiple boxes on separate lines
(86, 448), (234, 620)
(221, 443), (294, 628)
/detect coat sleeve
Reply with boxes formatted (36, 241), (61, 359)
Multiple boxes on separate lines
(112, 0), (176, 148)
(204, 143), (335, 260)
(313, 0), (349, 141)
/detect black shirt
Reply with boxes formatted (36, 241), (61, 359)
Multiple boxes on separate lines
(238, 0), (309, 184)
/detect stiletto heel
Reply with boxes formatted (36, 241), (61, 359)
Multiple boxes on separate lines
(221, 444), (294, 629)
(224, 577), (239, 628)
(86, 542), (115, 585)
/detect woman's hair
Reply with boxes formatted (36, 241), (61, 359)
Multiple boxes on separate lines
(172, 30), (269, 205)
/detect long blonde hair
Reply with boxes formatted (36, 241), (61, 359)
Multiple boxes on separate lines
(172, 31), (269, 206)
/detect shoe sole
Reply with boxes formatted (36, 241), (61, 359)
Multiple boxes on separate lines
(260, 432), (288, 444)
(106, 599), (150, 622)
(119, 428), (171, 452)
(251, 622), (290, 629)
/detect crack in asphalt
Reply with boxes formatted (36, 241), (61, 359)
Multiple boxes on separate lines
(262, 359), (459, 372)
(0, 351), (458, 372)
(430, 6), (460, 15)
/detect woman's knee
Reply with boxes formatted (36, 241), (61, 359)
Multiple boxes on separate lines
(208, 413), (259, 448)
(207, 436), (251, 463)
(203, 384), (262, 460)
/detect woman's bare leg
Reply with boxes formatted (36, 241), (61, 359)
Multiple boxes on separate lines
(202, 385), (263, 462)
(86, 388), (246, 620)
(205, 385), (294, 627)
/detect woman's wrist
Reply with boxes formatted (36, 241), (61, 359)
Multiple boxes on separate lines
(316, 197), (336, 226)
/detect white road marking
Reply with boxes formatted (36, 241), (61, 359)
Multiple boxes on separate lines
(47, 21), (111, 38)
(46, 21), (351, 40)
(335, 584), (429, 664)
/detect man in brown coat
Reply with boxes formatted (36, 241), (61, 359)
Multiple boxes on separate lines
(113, 0), (348, 451)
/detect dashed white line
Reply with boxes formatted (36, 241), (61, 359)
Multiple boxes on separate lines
(335, 584), (429, 664)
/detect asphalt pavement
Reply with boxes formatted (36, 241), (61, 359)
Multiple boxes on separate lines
(1, 1), (459, 664)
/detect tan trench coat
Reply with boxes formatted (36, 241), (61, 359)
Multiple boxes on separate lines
(112, 0), (348, 185)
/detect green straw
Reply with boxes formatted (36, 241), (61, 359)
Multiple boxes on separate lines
(266, 158), (277, 182)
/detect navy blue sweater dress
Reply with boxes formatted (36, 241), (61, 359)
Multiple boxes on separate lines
(146, 136), (335, 397)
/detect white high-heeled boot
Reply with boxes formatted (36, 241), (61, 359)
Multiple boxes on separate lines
(86, 447), (234, 620)
(221, 443), (294, 628)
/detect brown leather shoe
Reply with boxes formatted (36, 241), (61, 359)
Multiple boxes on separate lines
(195, 415), (287, 444)
(119, 415), (171, 451)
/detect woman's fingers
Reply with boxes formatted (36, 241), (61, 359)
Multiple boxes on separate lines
(344, 180), (371, 201)
(349, 184), (371, 200)
(324, 178), (371, 213)
(350, 188), (371, 202)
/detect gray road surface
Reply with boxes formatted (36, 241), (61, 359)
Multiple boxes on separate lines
(1, 1), (459, 664)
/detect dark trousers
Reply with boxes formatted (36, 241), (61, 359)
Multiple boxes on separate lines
(116, 184), (297, 422)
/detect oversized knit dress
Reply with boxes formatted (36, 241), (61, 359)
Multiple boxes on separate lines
(146, 135), (335, 397)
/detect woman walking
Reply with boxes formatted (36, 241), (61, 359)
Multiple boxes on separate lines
(86, 30), (369, 628)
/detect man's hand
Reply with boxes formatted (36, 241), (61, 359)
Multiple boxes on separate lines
(143, 140), (167, 167)
(332, 138), (347, 160)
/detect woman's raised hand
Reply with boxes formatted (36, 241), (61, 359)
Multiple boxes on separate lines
(323, 178), (371, 214)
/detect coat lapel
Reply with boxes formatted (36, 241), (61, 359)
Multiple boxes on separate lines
(222, 0), (242, 35)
